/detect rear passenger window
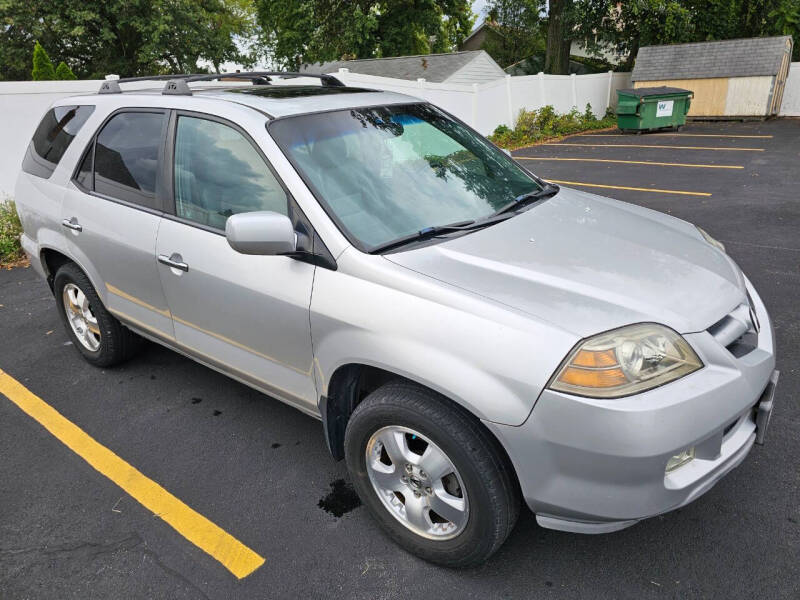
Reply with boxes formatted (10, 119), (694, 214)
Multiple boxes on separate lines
(94, 111), (166, 209)
(173, 116), (288, 230)
(22, 105), (95, 179)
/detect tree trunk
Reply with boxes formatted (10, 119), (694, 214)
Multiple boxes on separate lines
(624, 38), (639, 72)
(545, 0), (571, 74)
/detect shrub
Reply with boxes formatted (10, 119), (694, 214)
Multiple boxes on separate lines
(0, 199), (24, 266)
(55, 61), (77, 80)
(490, 103), (616, 149)
(32, 41), (56, 81)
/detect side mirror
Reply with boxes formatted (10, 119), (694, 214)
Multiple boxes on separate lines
(502, 148), (512, 157)
(225, 211), (297, 256)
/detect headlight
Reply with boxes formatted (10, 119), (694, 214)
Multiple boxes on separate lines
(549, 323), (703, 398)
(696, 226), (725, 253)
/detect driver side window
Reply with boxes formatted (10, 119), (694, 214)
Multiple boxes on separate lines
(173, 116), (288, 230)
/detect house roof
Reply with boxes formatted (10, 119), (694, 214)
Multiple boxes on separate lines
(460, 21), (503, 47)
(301, 51), (491, 83)
(632, 36), (793, 81)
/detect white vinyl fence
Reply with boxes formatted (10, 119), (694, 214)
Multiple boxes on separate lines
(330, 69), (632, 137)
(3, 63), (800, 198)
(0, 71), (630, 197)
(779, 62), (800, 117)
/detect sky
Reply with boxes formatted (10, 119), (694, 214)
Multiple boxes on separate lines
(472, 0), (489, 28)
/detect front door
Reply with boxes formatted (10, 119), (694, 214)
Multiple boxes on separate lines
(62, 109), (173, 340)
(156, 112), (316, 410)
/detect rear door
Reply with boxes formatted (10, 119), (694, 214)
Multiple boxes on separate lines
(155, 111), (317, 410)
(62, 109), (174, 340)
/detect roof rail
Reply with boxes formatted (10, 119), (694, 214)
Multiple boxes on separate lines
(97, 71), (345, 95)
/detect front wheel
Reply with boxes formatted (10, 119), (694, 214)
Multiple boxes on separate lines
(344, 381), (520, 567)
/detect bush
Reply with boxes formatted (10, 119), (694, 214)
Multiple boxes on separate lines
(489, 103), (616, 149)
(32, 41), (56, 81)
(0, 199), (25, 266)
(55, 61), (77, 80)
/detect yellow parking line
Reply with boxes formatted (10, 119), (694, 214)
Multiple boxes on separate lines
(543, 143), (763, 151)
(0, 368), (265, 579)
(548, 179), (711, 197)
(577, 133), (773, 139)
(516, 157), (743, 169)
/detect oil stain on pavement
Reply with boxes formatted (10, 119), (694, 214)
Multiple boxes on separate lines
(318, 479), (361, 517)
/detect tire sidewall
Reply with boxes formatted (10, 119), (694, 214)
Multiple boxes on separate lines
(345, 393), (504, 562)
(54, 264), (111, 365)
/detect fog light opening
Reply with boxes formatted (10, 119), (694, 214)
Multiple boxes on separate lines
(666, 447), (695, 473)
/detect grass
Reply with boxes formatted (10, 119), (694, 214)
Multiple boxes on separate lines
(0, 198), (26, 268)
(489, 103), (617, 150)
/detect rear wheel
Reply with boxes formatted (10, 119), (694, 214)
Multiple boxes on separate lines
(54, 262), (142, 367)
(344, 381), (520, 567)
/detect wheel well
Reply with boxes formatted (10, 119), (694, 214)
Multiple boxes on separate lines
(322, 364), (521, 495)
(40, 248), (73, 292)
(323, 364), (396, 460)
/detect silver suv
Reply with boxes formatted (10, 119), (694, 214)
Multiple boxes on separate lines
(15, 73), (778, 567)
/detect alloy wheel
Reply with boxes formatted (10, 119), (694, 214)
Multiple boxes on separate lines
(365, 425), (469, 540)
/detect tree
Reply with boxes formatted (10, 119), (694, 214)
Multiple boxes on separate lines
(767, 0), (800, 59)
(55, 61), (78, 80)
(544, 0), (571, 74)
(573, 1), (693, 70)
(1, 0), (256, 80)
(570, 0), (800, 68)
(256, 0), (475, 70)
(482, 0), (545, 68)
(31, 41), (56, 80)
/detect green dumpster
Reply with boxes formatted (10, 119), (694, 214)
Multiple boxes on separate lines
(616, 87), (693, 133)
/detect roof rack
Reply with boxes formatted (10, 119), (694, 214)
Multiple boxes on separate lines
(97, 71), (345, 95)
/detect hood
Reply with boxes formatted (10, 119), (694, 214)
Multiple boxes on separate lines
(385, 188), (746, 337)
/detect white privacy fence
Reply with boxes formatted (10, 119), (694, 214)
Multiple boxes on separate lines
(2, 63), (800, 198)
(0, 72), (631, 197)
(780, 63), (800, 117)
(330, 69), (632, 136)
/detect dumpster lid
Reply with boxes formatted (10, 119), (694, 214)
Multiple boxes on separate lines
(618, 86), (692, 97)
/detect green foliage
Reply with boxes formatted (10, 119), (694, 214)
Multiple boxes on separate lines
(0, 199), (24, 265)
(571, 0), (693, 70)
(770, 0), (800, 58)
(488, 103), (616, 149)
(570, 0), (800, 67)
(1, 0), (256, 80)
(55, 61), (77, 80)
(31, 41), (56, 80)
(256, 0), (475, 69)
(481, 0), (545, 68)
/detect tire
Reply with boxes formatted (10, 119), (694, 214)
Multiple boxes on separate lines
(344, 380), (520, 567)
(54, 262), (142, 367)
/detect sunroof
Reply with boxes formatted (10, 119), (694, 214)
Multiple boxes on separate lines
(228, 85), (377, 98)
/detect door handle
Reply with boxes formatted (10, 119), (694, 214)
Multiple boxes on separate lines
(158, 253), (189, 272)
(61, 217), (82, 232)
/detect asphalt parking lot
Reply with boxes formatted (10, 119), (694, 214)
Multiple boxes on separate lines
(1, 120), (799, 599)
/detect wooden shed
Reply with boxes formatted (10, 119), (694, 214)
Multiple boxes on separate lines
(631, 36), (793, 118)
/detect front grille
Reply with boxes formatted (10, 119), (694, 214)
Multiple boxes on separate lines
(707, 303), (758, 358)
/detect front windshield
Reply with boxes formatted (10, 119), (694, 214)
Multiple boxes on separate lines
(268, 103), (541, 250)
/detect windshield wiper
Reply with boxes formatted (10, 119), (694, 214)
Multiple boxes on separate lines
(369, 216), (512, 254)
(491, 183), (560, 217)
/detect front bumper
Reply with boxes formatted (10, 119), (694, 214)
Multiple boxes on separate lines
(487, 279), (777, 534)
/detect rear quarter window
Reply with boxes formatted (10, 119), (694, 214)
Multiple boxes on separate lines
(22, 105), (95, 179)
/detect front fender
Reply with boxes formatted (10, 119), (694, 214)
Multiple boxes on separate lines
(310, 250), (577, 426)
